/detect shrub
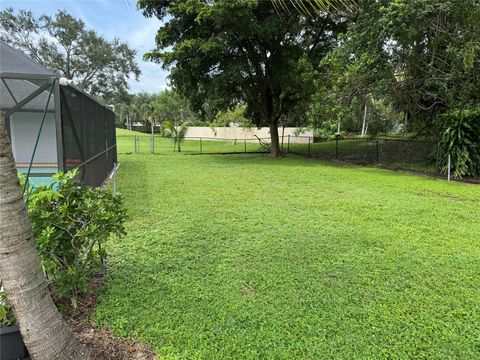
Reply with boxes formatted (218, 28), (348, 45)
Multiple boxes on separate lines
(22, 171), (127, 307)
(210, 105), (253, 128)
(0, 287), (15, 327)
(437, 109), (480, 178)
(312, 120), (340, 139)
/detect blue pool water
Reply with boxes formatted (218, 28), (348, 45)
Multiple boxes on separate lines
(27, 176), (55, 187)
(16, 167), (57, 188)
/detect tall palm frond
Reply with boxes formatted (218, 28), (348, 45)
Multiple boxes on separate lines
(177, 122), (189, 139)
(163, 121), (189, 152)
(162, 121), (176, 138)
(272, 0), (357, 16)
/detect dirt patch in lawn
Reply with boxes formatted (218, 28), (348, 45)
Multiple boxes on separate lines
(65, 275), (156, 360)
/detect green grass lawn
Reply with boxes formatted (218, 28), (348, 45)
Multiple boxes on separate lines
(94, 151), (480, 359)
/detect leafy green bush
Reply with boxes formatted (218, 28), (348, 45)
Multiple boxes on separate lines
(23, 171), (127, 306)
(210, 105), (253, 128)
(312, 119), (340, 139)
(437, 109), (480, 178)
(0, 287), (15, 327)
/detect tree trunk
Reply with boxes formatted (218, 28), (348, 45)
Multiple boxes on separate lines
(269, 121), (282, 157)
(0, 114), (90, 360)
(361, 101), (368, 136)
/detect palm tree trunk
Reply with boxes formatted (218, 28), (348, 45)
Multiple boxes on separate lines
(0, 114), (90, 359)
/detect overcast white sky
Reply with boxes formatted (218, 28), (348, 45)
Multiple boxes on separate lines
(1, 0), (169, 94)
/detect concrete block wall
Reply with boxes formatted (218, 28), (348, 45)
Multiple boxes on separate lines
(185, 127), (312, 143)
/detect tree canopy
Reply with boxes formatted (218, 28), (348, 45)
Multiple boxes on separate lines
(0, 8), (141, 99)
(334, 0), (480, 130)
(152, 90), (196, 126)
(306, 0), (480, 175)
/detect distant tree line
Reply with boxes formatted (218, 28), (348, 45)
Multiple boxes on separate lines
(114, 89), (254, 133)
(0, 8), (140, 101)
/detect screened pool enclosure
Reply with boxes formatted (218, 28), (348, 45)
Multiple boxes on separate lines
(0, 41), (117, 187)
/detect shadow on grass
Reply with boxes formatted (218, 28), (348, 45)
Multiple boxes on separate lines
(199, 152), (373, 170)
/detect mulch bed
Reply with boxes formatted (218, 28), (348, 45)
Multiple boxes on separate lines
(64, 275), (156, 360)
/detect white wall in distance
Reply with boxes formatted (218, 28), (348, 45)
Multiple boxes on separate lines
(185, 127), (313, 143)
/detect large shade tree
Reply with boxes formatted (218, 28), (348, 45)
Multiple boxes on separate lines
(139, 0), (347, 156)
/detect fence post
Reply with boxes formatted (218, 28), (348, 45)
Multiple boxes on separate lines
(376, 139), (379, 164)
(336, 136), (339, 159)
(448, 154), (451, 182)
(308, 137), (311, 157)
(244, 139), (247, 153)
(288, 135), (290, 152)
(200, 137), (203, 155)
(113, 162), (117, 193)
(134, 135), (138, 154)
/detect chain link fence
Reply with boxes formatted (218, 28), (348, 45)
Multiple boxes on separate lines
(117, 134), (442, 175)
(117, 135), (272, 155)
(289, 136), (440, 175)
